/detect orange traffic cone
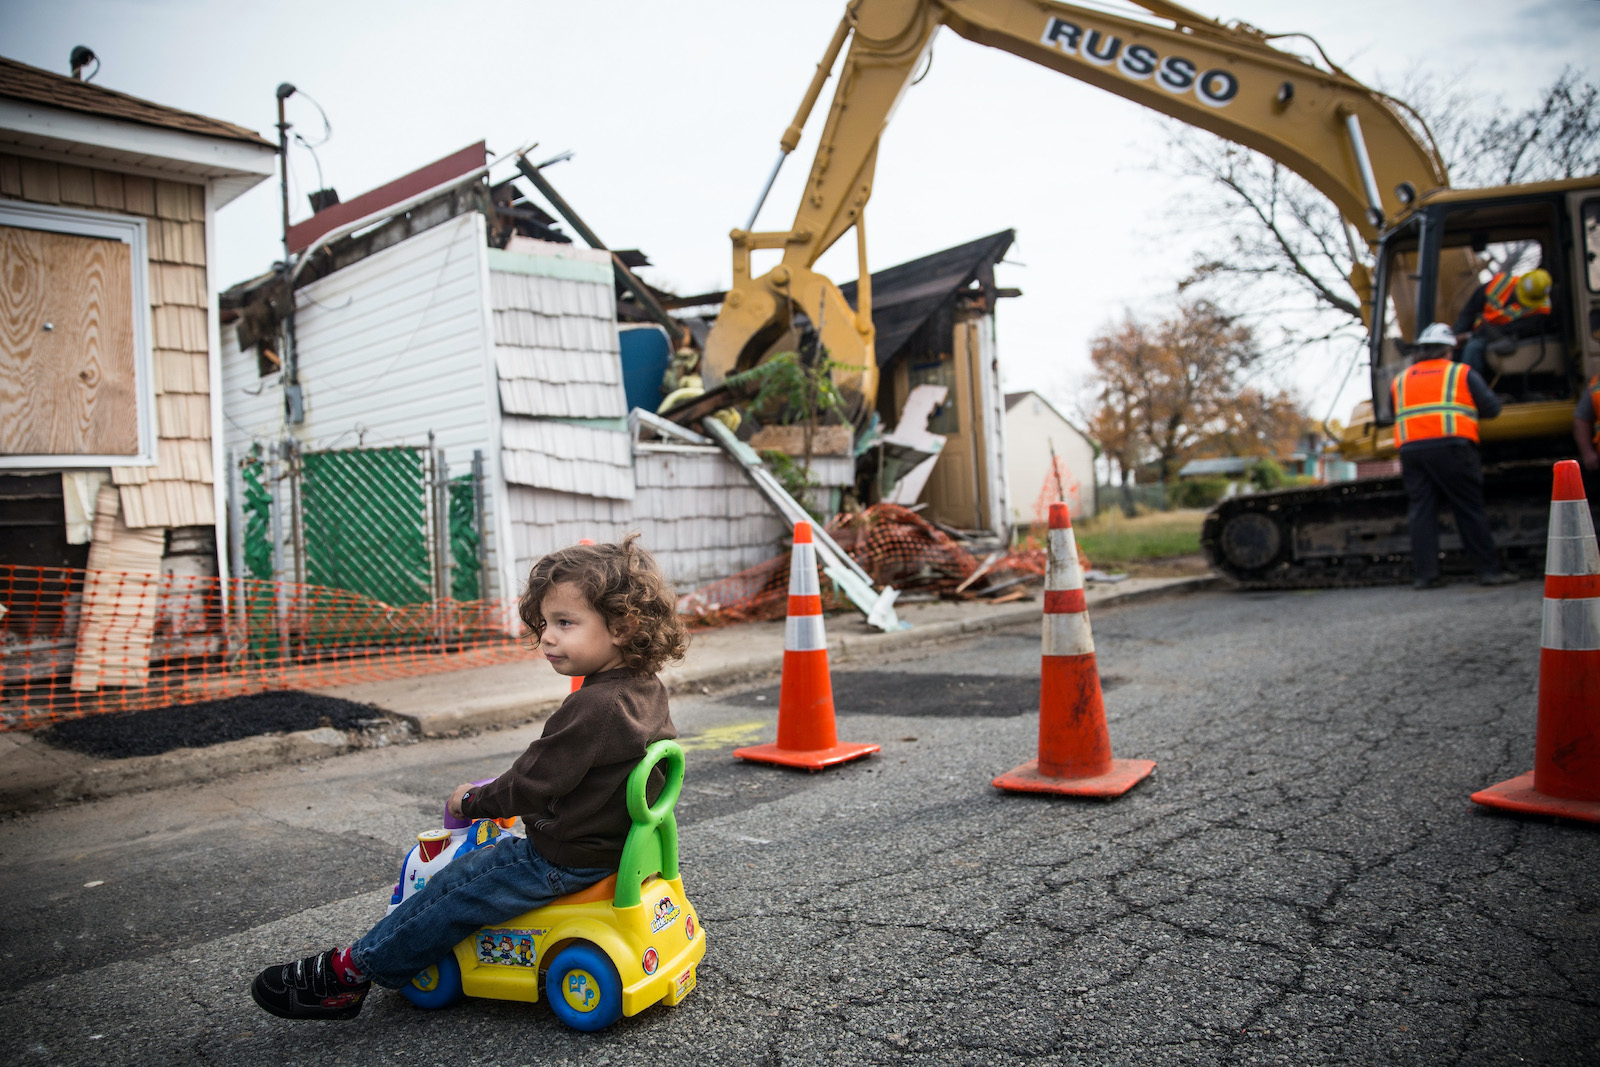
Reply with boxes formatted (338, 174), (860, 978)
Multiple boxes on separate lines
(994, 502), (1155, 797)
(733, 521), (880, 771)
(1471, 460), (1600, 822)
(571, 539), (596, 694)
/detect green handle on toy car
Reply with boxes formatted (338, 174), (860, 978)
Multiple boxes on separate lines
(613, 740), (683, 909)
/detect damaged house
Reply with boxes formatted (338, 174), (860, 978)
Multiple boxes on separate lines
(842, 230), (1017, 539)
(219, 144), (816, 608)
(0, 55), (276, 691)
(217, 133), (1028, 625)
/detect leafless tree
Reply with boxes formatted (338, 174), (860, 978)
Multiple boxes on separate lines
(1167, 67), (1599, 361)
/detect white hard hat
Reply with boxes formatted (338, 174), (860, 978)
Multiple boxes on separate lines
(1416, 322), (1456, 347)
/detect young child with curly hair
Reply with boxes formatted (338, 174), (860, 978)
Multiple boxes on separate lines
(251, 536), (688, 1020)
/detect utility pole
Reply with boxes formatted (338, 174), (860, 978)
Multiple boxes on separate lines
(276, 83), (304, 425)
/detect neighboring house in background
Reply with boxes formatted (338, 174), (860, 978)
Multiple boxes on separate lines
(1176, 457), (1254, 480)
(0, 55), (276, 689)
(219, 147), (816, 607)
(1180, 432), (1351, 485)
(1003, 390), (1096, 523)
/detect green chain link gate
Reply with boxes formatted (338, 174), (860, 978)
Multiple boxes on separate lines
(300, 446), (432, 606)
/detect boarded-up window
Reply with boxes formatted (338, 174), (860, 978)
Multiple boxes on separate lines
(0, 204), (151, 466)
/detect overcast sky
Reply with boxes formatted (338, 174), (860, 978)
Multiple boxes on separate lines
(4, 0), (1597, 423)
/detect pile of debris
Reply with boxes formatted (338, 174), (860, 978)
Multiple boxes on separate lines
(677, 504), (1076, 626)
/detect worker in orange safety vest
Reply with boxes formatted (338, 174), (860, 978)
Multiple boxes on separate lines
(1454, 267), (1555, 375)
(1392, 322), (1519, 589)
(1576, 372), (1600, 472)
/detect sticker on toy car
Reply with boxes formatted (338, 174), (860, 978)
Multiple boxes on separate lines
(650, 894), (681, 933)
(475, 928), (544, 967)
(642, 947), (659, 975)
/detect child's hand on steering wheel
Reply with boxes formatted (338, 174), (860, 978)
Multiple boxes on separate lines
(447, 782), (476, 820)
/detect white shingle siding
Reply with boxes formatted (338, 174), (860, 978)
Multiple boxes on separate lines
(507, 447), (790, 591)
(490, 271), (613, 319)
(493, 308), (619, 356)
(496, 377), (625, 420)
(499, 416), (634, 501)
(488, 243), (628, 422)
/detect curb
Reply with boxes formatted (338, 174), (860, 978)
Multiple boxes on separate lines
(386, 696), (567, 739)
(836, 574), (1219, 660)
(1, 727), (349, 818)
(672, 574), (1220, 693)
(3, 574), (1219, 814)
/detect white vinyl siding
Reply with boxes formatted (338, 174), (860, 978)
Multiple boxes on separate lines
(219, 211), (508, 597)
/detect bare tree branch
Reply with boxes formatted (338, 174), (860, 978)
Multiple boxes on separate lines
(1162, 68), (1598, 357)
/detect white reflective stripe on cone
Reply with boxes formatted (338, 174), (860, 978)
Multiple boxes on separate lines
(789, 544), (821, 595)
(1542, 597), (1600, 651)
(1546, 502), (1600, 575)
(1047, 528), (1083, 592)
(1043, 612), (1095, 657)
(785, 614), (828, 652)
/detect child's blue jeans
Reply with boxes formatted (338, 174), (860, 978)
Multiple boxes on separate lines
(351, 834), (612, 988)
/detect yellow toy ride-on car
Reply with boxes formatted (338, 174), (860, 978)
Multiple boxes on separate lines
(397, 740), (704, 1031)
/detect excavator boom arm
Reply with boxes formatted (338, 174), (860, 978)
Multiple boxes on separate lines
(704, 0), (1446, 415)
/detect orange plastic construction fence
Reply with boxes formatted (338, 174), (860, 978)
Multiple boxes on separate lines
(3, 505), (1061, 729)
(1, 564), (529, 730)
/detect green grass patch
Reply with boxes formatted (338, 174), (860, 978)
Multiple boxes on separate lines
(1072, 509), (1205, 564)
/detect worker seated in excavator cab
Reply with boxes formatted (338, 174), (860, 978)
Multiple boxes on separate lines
(1453, 262), (1560, 391)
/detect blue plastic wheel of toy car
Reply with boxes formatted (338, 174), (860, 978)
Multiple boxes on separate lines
(545, 942), (623, 1031)
(401, 952), (464, 1009)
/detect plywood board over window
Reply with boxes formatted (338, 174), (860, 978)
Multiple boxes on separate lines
(0, 202), (153, 467)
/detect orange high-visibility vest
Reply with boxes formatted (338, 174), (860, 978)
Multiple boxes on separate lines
(1590, 374), (1600, 448)
(1392, 358), (1479, 446)
(1478, 271), (1552, 327)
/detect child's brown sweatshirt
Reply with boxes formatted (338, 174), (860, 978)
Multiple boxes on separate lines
(460, 666), (676, 868)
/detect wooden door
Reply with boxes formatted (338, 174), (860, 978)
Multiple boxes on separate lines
(0, 224), (138, 458)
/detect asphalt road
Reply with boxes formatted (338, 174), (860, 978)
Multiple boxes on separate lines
(1, 584), (1595, 1066)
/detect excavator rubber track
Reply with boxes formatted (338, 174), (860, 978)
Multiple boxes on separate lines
(1201, 462), (1600, 589)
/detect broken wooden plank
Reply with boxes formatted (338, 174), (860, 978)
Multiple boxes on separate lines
(71, 484), (165, 690)
(953, 550), (1002, 595)
(975, 573), (1036, 598)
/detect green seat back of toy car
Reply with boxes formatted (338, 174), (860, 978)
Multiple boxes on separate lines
(613, 739), (684, 909)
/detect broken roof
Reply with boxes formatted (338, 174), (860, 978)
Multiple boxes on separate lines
(839, 229), (1015, 366)
(287, 141), (487, 252)
(0, 55), (272, 147)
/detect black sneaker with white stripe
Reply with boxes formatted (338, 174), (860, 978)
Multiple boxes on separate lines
(250, 949), (370, 1020)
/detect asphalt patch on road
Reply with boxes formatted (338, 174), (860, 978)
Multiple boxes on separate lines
(723, 670), (1122, 718)
(38, 690), (387, 759)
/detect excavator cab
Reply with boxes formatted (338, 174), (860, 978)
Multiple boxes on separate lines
(1209, 179), (1600, 587)
(1369, 187), (1588, 461)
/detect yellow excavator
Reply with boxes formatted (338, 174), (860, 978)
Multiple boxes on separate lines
(696, 0), (1600, 587)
